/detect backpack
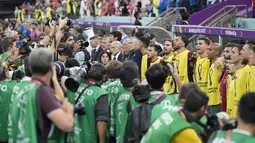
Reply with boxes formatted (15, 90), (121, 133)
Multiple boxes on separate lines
(125, 92), (166, 143)
(81, 49), (91, 65)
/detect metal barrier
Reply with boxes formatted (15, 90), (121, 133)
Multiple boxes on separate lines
(118, 25), (173, 43)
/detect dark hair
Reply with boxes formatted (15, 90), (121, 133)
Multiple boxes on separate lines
(88, 63), (106, 82)
(181, 11), (190, 21)
(179, 83), (199, 100)
(61, 33), (73, 43)
(99, 51), (111, 63)
(238, 92), (255, 124)
(90, 36), (98, 41)
(1, 37), (15, 52)
(150, 44), (162, 55)
(146, 64), (168, 89)
(134, 11), (140, 19)
(177, 34), (189, 47)
(120, 60), (139, 88)
(134, 30), (144, 39)
(197, 37), (210, 46)
(233, 44), (243, 55)
(147, 33), (155, 40)
(164, 38), (173, 43)
(57, 43), (74, 58)
(224, 43), (235, 48)
(138, 36), (150, 48)
(110, 31), (122, 41)
(105, 60), (122, 79)
(65, 58), (80, 68)
(183, 88), (209, 112)
(73, 25), (82, 33)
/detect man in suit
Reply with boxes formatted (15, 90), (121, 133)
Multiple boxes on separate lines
(90, 36), (104, 62)
(110, 41), (124, 62)
(134, 12), (142, 26)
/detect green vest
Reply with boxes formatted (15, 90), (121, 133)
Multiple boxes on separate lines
(115, 87), (132, 143)
(130, 92), (179, 111)
(0, 53), (11, 61)
(74, 83), (108, 143)
(104, 79), (122, 137)
(101, 81), (112, 90)
(208, 130), (255, 143)
(140, 111), (192, 143)
(0, 81), (17, 142)
(8, 82), (65, 143)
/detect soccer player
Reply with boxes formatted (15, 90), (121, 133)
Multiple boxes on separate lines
(162, 39), (176, 94)
(248, 45), (255, 91)
(195, 37), (210, 93)
(207, 43), (223, 115)
(230, 44), (249, 118)
(173, 35), (197, 84)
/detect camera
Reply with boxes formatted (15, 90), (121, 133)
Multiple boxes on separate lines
(54, 61), (66, 77)
(16, 41), (31, 56)
(65, 65), (88, 92)
(74, 102), (86, 116)
(51, 15), (72, 27)
(132, 79), (151, 103)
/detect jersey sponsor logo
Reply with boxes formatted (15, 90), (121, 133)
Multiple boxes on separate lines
(0, 84), (7, 92)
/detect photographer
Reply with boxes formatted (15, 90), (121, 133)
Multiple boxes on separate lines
(115, 61), (140, 143)
(73, 39), (90, 66)
(0, 61), (17, 143)
(141, 87), (208, 143)
(209, 92), (255, 143)
(74, 63), (108, 143)
(9, 49), (74, 143)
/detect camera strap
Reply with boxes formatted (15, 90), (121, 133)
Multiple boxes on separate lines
(75, 85), (92, 104)
(225, 130), (232, 143)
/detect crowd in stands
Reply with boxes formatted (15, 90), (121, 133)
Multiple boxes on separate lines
(14, 0), (224, 22)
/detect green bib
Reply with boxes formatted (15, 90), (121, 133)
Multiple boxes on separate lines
(209, 130), (255, 143)
(104, 79), (122, 137)
(140, 111), (192, 143)
(8, 82), (65, 143)
(74, 83), (108, 143)
(115, 87), (132, 143)
(0, 81), (17, 142)
(101, 81), (112, 90)
(0, 53), (11, 61)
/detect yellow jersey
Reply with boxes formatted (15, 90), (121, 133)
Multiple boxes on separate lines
(248, 66), (255, 92)
(141, 54), (149, 81)
(207, 61), (223, 106)
(150, 57), (163, 66)
(163, 53), (176, 94)
(174, 50), (190, 84)
(226, 75), (235, 118)
(233, 65), (249, 118)
(195, 57), (210, 93)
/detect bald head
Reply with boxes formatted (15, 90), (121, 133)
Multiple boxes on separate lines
(208, 43), (221, 59)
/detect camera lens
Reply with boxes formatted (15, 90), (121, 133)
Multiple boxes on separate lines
(54, 61), (66, 77)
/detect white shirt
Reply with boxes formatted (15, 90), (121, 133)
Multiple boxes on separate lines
(112, 52), (121, 60)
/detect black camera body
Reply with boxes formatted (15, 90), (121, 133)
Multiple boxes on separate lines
(74, 103), (86, 116)
(51, 15), (72, 27)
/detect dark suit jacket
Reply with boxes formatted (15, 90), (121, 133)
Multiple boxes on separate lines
(91, 46), (104, 62)
(134, 19), (142, 26)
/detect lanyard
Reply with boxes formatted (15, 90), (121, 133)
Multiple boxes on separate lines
(178, 110), (187, 121)
(31, 79), (41, 84)
(226, 130), (232, 143)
